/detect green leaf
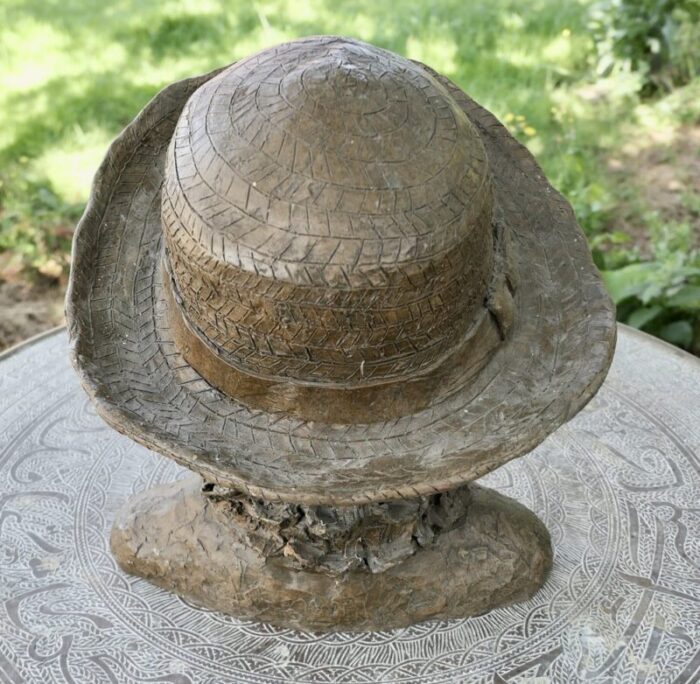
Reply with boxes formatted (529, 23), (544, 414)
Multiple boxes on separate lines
(601, 262), (661, 304)
(626, 305), (663, 329)
(591, 247), (607, 271)
(609, 231), (632, 244)
(640, 282), (663, 304)
(659, 320), (693, 348)
(667, 285), (700, 310)
(675, 266), (700, 278)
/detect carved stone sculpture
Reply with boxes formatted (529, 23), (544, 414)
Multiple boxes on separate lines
(67, 36), (616, 632)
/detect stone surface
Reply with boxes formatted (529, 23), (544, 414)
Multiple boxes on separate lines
(110, 475), (552, 632)
(66, 36), (616, 505)
(161, 38), (499, 390)
(65, 36), (612, 632)
(2, 327), (699, 682)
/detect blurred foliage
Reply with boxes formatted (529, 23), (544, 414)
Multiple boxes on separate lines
(595, 218), (700, 353)
(0, 169), (80, 283)
(0, 0), (698, 352)
(589, 0), (700, 93)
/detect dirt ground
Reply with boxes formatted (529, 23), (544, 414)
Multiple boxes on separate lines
(607, 124), (700, 254)
(0, 281), (66, 353)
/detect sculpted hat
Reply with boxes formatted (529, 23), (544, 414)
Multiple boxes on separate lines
(67, 36), (616, 505)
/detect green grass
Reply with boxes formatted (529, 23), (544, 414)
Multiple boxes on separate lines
(0, 0), (698, 349)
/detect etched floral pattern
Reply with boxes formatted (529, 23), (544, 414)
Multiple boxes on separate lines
(0, 327), (698, 683)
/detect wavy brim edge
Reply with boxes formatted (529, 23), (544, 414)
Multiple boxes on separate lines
(67, 63), (616, 505)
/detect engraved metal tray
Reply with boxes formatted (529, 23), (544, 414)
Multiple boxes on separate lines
(0, 326), (698, 683)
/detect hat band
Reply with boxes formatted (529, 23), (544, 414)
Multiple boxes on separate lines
(162, 262), (504, 424)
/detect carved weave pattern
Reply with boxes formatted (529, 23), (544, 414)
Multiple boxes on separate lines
(161, 38), (494, 383)
(66, 38), (616, 505)
(163, 209), (492, 383)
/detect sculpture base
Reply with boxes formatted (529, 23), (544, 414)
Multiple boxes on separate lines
(110, 476), (552, 632)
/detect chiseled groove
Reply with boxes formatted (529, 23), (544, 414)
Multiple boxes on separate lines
(162, 40), (487, 266)
(159, 39), (496, 385)
(163, 205), (493, 381)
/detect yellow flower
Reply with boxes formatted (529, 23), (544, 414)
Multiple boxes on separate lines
(516, 115), (525, 122)
(524, 126), (537, 137)
(562, 28), (571, 37)
(504, 112), (515, 123)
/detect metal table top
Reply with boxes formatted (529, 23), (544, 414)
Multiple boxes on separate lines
(0, 326), (698, 683)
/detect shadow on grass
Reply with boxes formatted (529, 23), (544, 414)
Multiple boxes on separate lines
(1, 0), (613, 233)
(0, 0), (561, 161)
(0, 75), (156, 163)
(112, 11), (261, 61)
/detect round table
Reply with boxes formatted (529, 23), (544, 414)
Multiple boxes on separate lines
(0, 326), (698, 683)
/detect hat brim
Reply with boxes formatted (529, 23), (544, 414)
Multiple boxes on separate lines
(67, 63), (616, 505)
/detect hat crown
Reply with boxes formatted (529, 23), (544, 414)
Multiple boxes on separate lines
(162, 36), (495, 387)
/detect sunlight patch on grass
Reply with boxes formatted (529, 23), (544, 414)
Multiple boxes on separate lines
(542, 34), (572, 63)
(525, 137), (545, 156)
(0, 0), (686, 265)
(634, 79), (700, 132)
(0, 0), (595, 218)
(37, 129), (112, 204)
(233, 28), (294, 62)
(498, 48), (540, 68)
(405, 34), (458, 75)
(500, 11), (525, 31)
(1, 20), (71, 92)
